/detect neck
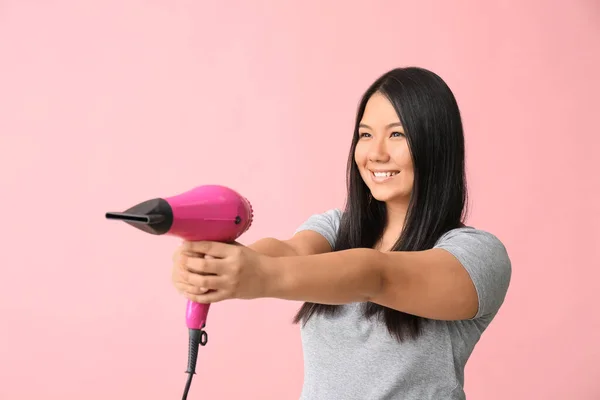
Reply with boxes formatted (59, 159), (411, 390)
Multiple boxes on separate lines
(385, 197), (409, 228)
(376, 199), (409, 251)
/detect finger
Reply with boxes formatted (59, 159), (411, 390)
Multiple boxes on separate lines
(175, 266), (211, 293)
(186, 273), (228, 291)
(173, 246), (182, 263)
(175, 275), (210, 294)
(182, 250), (211, 261)
(184, 289), (231, 304)
(176, 282), (210, 295)
(182, 251), (202, 259)
(183, 241), (239, 258)
(183, 255), (221, 275)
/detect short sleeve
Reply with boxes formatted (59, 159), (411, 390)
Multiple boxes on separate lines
(294, 209), (342, 250)
(434, 227), (512, 319)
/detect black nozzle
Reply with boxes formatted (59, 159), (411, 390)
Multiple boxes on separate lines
(105, 198), (173, 235)
(105, 212), (165, 224)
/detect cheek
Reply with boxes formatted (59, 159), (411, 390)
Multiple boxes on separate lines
(354, 145), (367, 166)
(391, 146), (413, 171)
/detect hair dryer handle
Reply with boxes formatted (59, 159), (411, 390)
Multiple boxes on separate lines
(186, 300), (211, 330)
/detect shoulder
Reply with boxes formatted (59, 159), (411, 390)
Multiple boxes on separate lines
(297, 208), (343, 227)
(294, 208), (343, 249)
(434, 226), (512, 319)
(436, 226), (509, 255)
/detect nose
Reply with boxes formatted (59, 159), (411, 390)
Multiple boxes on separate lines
(367, 137), (390, 163)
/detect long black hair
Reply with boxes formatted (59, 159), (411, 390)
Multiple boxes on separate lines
(293, 67), (469, 342)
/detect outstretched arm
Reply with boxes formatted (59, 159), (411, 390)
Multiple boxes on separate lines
(246, 231), (333, 257)
(182, 242), (477, 320)
(181, 232), (510, 322)
(271, 248), (478, 320)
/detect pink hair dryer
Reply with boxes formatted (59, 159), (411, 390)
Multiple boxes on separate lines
(105, 184), (253, 400)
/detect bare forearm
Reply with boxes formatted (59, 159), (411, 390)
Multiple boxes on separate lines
(266, 248), (384, 304)
(247, 237), (299, 257)
(260, 246), (480, 320)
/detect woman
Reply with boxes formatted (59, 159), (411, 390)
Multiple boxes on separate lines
(172, 67), (512, 399)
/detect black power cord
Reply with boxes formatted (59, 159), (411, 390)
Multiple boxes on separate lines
(181, 328), (208, 400)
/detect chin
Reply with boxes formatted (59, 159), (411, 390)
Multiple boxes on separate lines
(369, 187), (411, 204)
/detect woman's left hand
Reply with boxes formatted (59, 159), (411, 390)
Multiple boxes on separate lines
(178, 241), (276, 303)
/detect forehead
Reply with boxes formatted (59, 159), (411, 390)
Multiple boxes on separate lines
(361, 92), (401, 124)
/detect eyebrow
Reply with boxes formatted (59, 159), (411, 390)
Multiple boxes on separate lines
(359, 122), (403, 129)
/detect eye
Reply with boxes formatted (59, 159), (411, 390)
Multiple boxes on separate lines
(359, 132), (372, 138)
(391, 132), (405, 138)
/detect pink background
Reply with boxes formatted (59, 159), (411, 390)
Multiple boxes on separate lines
(1, 1), (599, 399)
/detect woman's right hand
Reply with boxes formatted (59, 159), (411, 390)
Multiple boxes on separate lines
(171, 244), (211, 296)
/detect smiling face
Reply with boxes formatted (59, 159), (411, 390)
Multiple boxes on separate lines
(354, 92), (414, 204)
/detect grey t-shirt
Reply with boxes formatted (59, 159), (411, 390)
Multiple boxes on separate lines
(294, 209), (511, 400)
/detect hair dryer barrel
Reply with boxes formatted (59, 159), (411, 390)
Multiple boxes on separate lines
(105, 185), (253, 242)
(165, 185), (253, 242)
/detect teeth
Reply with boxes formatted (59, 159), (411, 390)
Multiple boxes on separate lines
(373, 171), (398, 178)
